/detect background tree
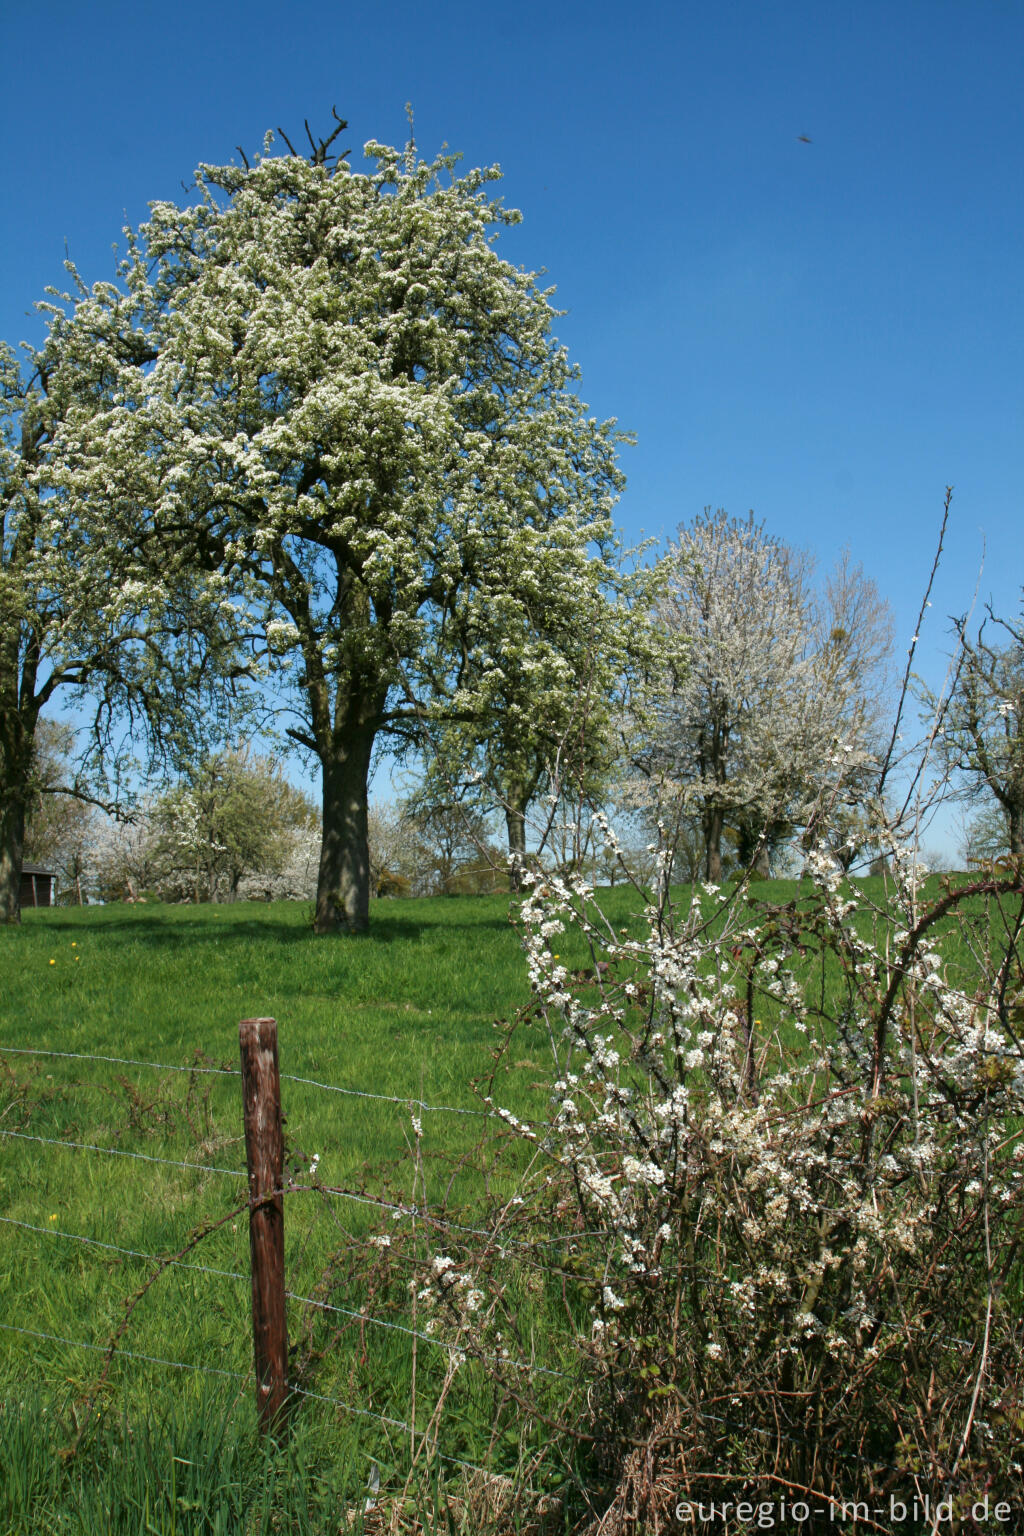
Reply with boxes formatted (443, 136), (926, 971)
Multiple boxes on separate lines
(408, 548), (645, 890)
(937, 601), (1024, 856)
(92, 804), (164, 904)
(1, 295), (240, 925)
(366, 801), (416, 898)
(147, 751), (317, 902)
(646, 509), (892, 880)
(397, 786), (497, 896)
(59, 121), (625, 933)
(91, 756), (318, 903)
(22, 719), (99, 903)
(959, 802), (1013, 868)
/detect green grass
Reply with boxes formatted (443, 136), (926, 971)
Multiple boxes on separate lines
(0, 891), (650, 1533)
(1, 876), (1017, 1532)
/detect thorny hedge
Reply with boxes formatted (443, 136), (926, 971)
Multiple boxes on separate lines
(358, 826), (1023, 1533)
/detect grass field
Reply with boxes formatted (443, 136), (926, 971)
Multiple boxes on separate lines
(0, 890), (643, 1534)
(0, 876), (1018, 1533)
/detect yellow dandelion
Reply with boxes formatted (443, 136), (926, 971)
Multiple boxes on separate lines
(49, 958), (56, 966)
(71, 942), (77, 948)
(49, 1214), (58, 1222)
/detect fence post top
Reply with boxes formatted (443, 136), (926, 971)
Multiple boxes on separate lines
(239, 1017), (278, 1049)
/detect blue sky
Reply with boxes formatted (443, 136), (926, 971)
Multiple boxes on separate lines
(3, 0), (1021, 854)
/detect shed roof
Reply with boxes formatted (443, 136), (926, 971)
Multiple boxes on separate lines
(21, 864), (55, 877)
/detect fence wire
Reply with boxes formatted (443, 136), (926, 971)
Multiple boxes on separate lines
(0, 1214), (571, 1377)
(0, 1321), (495, 1481)
(2, 1031), (998, 1502)
(0, 1127), (248, 1179)
(1, 1044), (499, 1120)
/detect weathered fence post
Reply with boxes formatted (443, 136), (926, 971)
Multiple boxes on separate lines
(239, 1016), (289, 1439)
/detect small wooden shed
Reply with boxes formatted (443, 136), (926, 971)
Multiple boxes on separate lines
(20, 863), (55, 908)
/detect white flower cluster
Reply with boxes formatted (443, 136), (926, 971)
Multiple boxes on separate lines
(484, 803), (1024, 1418)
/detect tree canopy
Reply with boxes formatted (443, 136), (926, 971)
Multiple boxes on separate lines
(1, 317), (236, 924)
(938, 600), (1024, 858)
(52, 123), (627, 931)
(641, 509), (892, 880)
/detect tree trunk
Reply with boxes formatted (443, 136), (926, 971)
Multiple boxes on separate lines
(0, 792), (26, 925)
(505, 800), (528, 894)
(703, 805), (724, 883)
(0, 703), (36, 925)
(315, 731), (375, 934)
(1010, 800), (1024, 859)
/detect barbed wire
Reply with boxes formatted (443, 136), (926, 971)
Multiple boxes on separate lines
(0, 1128), (247, 1179)
(293, 1290), (570, 1380)
(0, 1214), (571, 1378)
(312, 1180), (611, 1259)
(0, 1135), (525, 1245)
(278, 1070), (494, 1119)
(0, 1044), (505, 1121)
(0, 1322), (497, 1482)
(0, 1215), (246, 1282)
(0, 1322), (249, 1383)
(0, 1131), (574, 1263)
(0, 1046), (238, 1077)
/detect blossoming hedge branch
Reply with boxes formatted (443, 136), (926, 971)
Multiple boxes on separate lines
(360, 817), (1022, 1528)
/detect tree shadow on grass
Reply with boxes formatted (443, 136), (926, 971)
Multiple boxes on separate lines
(25, 897), (520, 949)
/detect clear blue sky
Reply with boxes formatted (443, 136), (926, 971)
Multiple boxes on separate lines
(3, 0), (1021, 855)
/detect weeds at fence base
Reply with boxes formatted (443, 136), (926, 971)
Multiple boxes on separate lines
(3, 1388), (574, 1536)
(345, 1471), (565, 1536)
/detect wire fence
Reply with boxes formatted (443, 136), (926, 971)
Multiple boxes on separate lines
(0, 1322), (494, 1481)
(0, 1031), (1001, 1503)
(0, 1043), (499, 1117)
(0, 1031), (578, 1493)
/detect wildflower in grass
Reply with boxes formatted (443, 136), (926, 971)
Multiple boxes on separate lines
(49, 1214), (57, 1222)
(48, 958), (55, 966)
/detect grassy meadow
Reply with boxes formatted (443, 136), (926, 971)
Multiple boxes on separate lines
(0, 875), (1017, 1532)
(0, 889), (643, 1533)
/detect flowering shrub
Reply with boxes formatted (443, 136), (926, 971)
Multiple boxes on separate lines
(309, 808), (1022, 1530)
(449, 830), (1024, 1530)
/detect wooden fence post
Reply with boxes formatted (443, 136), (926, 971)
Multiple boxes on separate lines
(239, 1016), (289, 1438)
